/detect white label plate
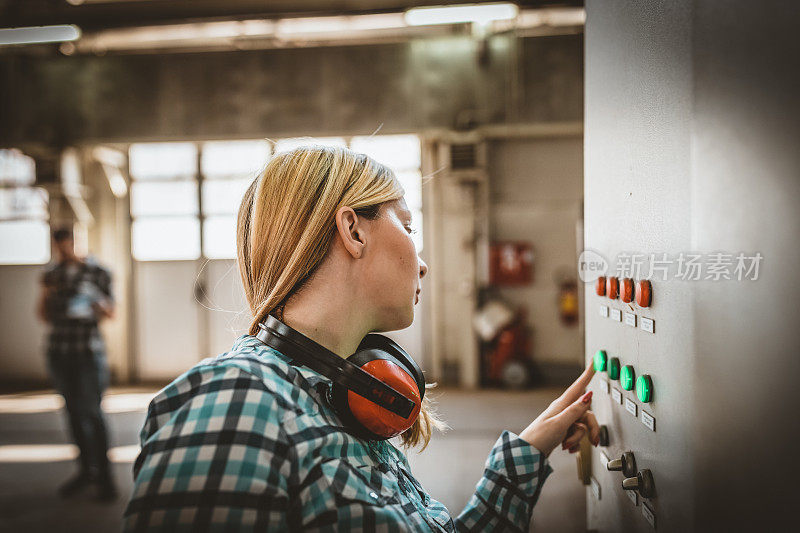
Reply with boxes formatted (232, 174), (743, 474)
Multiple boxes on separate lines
(641, 410), (656, 431)
(600, 379), (609, 394)
(641, 317), (655, 333)
(642, 501), (656, 528)
(627, 489), (639, 505)
(625, 397), (638, 417)
(599, 305), (609, 317)
(624, 312), (637, 327)
(610, 308), (622, 322)
(611, 388), (622, 404)
(590, 477), (601, 500)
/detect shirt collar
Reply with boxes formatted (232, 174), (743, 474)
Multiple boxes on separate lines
(232, 333), (334, 390)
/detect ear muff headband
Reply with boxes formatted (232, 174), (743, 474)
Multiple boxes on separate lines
(256, 314), (417, 418)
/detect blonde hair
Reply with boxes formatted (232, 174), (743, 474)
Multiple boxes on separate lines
(236, 145), (448, 451)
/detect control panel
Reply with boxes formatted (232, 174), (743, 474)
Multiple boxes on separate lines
(585, 276), (662, 531)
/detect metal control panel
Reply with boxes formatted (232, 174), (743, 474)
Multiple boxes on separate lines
(585, 1), (800, 531)
(584, 5), (696, 530)
(586, 280), (662, 531)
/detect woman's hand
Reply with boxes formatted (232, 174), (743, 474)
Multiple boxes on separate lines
(518, 364), (599, 457)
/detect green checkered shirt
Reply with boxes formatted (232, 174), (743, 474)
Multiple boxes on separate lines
(123, 334), (553, 532)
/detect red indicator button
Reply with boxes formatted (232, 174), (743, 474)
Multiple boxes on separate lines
(635, 280), (652, 307)
(607, 277), (619, 300)
(621, 278), (634, 303)
(596, 276), (607, 296)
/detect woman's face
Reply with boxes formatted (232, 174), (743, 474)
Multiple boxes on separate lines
(364, 198), (428, 331)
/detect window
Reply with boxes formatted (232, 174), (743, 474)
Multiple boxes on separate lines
(351, 134), (423, 252)
(128, 135), (422, 260)
(0, 149), (50, 265)
(273, 137), (347, 154)
(129, 142), (199, 261)
(201, 140), (270, 259)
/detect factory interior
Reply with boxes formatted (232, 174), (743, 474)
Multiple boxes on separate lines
(0, 1), (798, 531)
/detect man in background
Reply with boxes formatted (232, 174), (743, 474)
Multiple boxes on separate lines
(37, 226), (118, 501)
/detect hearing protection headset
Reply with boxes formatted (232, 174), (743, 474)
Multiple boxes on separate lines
(255, 314), (425, 441)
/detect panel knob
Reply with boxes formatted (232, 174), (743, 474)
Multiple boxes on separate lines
(606, 277), (619, 299)
(606, 451), (637, 477)
(622, 469), (655, 499)
(593, 350), (607, 372)
(621, 278), (634, 303)
(596, 276), (607, 296)
(635, 280), (652, 307)
(636, 374), (653, 403)
(620, 365), (635, 391)
(607, 357), (620, 380)
(598, 425), (609, 447)
(619, 365), (636, 390)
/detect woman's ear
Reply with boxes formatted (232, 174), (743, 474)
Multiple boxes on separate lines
(335, 206), (367, 259)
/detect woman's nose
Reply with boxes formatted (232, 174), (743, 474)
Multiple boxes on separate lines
(418, 257), (428, 279)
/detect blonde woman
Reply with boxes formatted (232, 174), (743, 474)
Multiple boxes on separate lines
(123, 146), (599, 532)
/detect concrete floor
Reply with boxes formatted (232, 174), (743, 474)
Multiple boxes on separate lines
(0, 386), (585, 532)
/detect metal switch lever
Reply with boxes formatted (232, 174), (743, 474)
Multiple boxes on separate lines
(606, 451), (637, 477)
(622, 469), (655, 499)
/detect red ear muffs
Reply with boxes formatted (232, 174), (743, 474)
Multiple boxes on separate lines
(256, 315), (425, 441)
(345, 360), (422, 438)
(330, 335), (424, 440)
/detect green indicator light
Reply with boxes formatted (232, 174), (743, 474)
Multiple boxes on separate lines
(636, 375), (653, 403)
(593, 350), (607, 372)
(608, 357), (620, 380)
(620, 365), (635, 390)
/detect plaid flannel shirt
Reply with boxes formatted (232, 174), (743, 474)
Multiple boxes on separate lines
(123, 334), (553, 532)
(42, 257), (113, 358)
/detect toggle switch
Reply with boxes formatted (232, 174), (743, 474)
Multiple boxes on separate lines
(636, 374), (653, 403)
(593, 350), (607, 372)
(607, 357), (620, 380)
(606, 451), (637, 477)
(635, 280), (652, 307)
(596, 276), (607, 296)
(622, 469), (655, 499)
(621, 278), (634, 303)
(620, 365), (635, 391)
(598, 425), (609, 447)
(607, 277), (619, 299)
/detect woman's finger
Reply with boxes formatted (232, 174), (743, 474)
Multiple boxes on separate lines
(553, 390), (593, 433)
(562, 423), (587, 450)
(561, 422), (589, 449)
(579, 410), (601, 446)
(546, 363), (596, 416)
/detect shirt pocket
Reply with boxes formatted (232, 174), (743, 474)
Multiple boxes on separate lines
(317, 458), (401, 507)
(353, 464), (403, 506)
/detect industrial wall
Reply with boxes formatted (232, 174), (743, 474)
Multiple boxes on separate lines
(585, 0), (799, 530)
(0, 33), (585, 386)
(0, 34), (582, 145)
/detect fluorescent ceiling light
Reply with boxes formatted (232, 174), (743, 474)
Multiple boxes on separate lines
(516, 7), (585, 27)
(405, 3), (519, 26)
(59, 5), (579, 54)
(0, 25), (81, 46)
(276, 14), (406, 37)
(76, 20), (275, 51)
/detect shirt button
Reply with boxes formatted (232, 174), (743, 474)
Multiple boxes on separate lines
(369, 491), (378, 499)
